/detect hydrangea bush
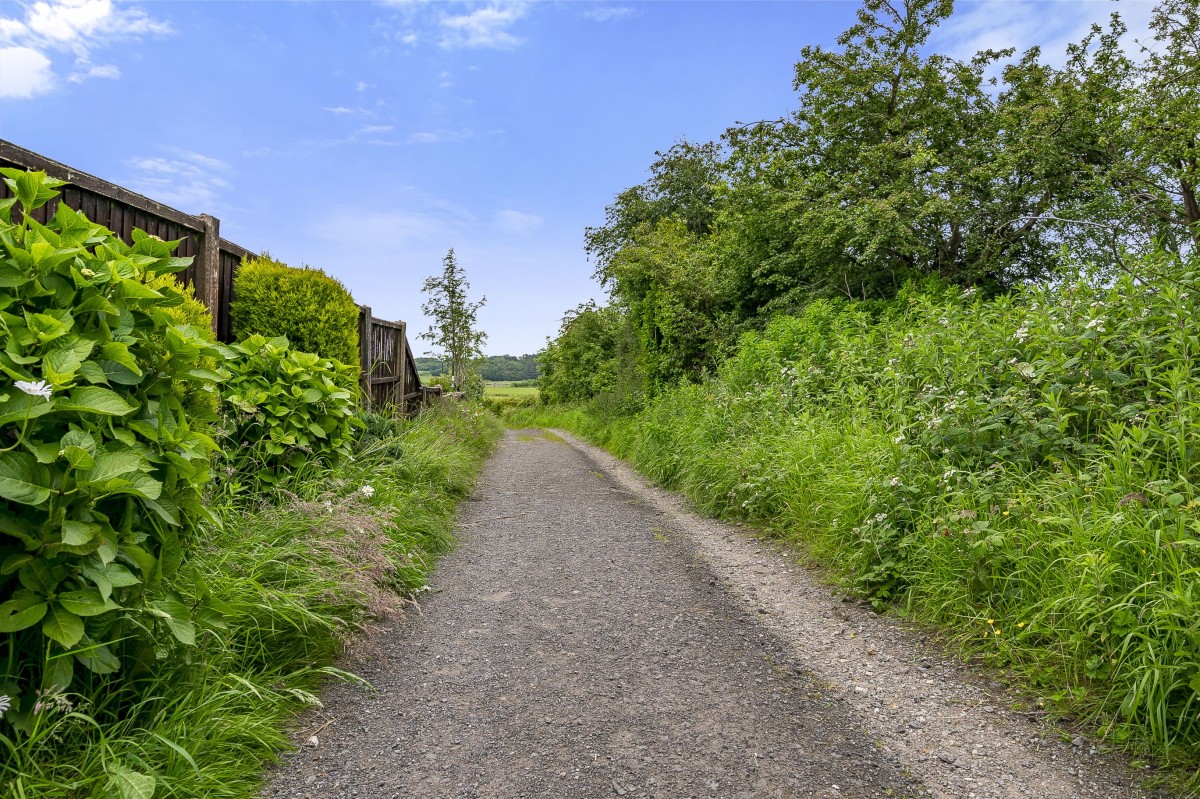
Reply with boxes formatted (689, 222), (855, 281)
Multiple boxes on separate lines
(0, 169), (225, 733)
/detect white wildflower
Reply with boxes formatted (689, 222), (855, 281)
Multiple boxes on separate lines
(873, 512), (888, 523)
(1086, 318), (1106, 332)
(889, 477), (902, 487)
(14, 380), (52, 400)
(360, 485), (375, 498)
(893, 433), (906, 445)
(1013, 326), (1030, 343)
(322, 500), (333, 514)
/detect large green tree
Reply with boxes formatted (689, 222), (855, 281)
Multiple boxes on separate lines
(420, 249), (487, 392)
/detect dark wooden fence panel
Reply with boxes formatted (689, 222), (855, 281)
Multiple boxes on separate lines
(1, 138), (427, 409)
(357, 307), (430, 411)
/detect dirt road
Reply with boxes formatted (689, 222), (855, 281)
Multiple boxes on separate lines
(263, 429), (1163, 799)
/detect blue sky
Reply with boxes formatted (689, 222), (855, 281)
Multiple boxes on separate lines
(0, 0), (1155, 355)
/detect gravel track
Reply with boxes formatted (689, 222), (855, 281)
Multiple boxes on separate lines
(262, 429), (1165, 799)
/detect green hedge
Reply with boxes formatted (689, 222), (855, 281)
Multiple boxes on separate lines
(230, 255), (359, 367)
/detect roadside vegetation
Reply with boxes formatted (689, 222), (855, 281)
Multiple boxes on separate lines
(521, 0), (1200, 785)
(0, 170), (500, 797)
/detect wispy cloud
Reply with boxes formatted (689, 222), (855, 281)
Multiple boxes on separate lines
(126, 150), (233, 213)
(934, 0), (1156, 67)
(438, 2), (528, 50)
(582, 6), (634, 23)
(360, 124), (394, 134)
(494, 209), (543, 234)
(0, 0), (173, 99)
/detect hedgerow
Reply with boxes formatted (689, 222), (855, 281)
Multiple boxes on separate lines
(230, 255), (359, 367)
(523, 251), (1200, 771)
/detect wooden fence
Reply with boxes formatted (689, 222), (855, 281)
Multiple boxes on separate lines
(0, 138), (428, 410)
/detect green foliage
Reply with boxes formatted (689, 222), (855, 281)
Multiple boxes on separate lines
(537, 250), (1200, 769)
(1, 402), (501, 797)
(574, 0), (1198, 396)
(474, 354), (538, 381)
(537, 301), (642, 408)
(0, 169), (225, 741)
(218, 334), (362, 491)
(230, 254), (359, 367)
(420, 249), (486, 391)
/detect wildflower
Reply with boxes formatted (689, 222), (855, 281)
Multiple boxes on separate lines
(1017, 622), (1026, 628)
(1013, 326), (1030, 343)
(360, 485), (375, 498)
(14, 380), (52, 400)
(322, 500), (334, 514)
(1086, 318), (1106, 332)
(873, 512), (888, 523)
(889, 477), (902, 487)
(0, 695), (8, 720)
(893, 434), (905, 445)
(962, 286), (978, 299)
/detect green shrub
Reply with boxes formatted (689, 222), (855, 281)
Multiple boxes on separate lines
(147, 272), (219, 416)
(230, 254), (359, 367)
(218, 334), (363, 490)
(0, 169), (225, 736)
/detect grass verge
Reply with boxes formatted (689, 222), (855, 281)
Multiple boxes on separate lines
(2, 403), (501, 799)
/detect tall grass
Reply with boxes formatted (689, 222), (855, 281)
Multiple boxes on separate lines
(513, 256), (1200, 772)
(1, 403), (500, 798)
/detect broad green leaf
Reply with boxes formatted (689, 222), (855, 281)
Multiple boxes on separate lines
(61, 520), (101, 546)
(0, 595), (47, 632)
(42, 604), (84, 648)
(0, 451), (52, 505)
(57, 588), (118, 617)
(106, 765), (156, 799)
(57, 386), (136, 416)
(84, 451), (142, 484)
(0, 391), (56, 426)
(75, 641), (121, 674)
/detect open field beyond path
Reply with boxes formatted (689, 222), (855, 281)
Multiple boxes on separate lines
(262, 430), (1164, 799)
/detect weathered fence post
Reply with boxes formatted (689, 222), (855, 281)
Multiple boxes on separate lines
(197, 214), (222, 337)
(397, 321), (407, 407)
(358, 305), (373, 406)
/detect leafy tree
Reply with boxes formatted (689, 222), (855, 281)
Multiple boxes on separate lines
(420, 249), (486, 391)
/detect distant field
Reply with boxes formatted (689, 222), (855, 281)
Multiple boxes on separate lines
(485, 381), (539, 399)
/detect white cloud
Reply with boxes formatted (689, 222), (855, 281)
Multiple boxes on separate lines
(0, 0), (172, 99)
(127, 150), (233, 213)
(582, 6), (634, 23)
(324, 105), (354, 114)
(494, 209), (543, 235)
(934, 0), (1156, 67)
(67, 60), (118, 82)
(0, 46), (53, 98)
(439, 2), (528, 50)
(360, 124), (394, 134)
(355, 80), (372, 91)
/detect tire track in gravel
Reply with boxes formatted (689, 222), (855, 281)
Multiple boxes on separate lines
(263, 429), (1166, 799)
(263, 429), (922, 799)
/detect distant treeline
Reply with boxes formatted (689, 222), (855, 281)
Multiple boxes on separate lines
(417, 354), (539, 381)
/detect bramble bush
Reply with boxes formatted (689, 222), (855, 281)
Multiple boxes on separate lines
(218, 334), (362, 491)
(0, 170), (225, 739)
(230, 254), (359, 367)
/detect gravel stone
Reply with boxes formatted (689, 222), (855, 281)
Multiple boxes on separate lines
(261, 429), (1165, 799)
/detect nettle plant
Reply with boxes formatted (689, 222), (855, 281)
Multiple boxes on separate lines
(219, 334), (362, 489)
(0, 170), (224, 732)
